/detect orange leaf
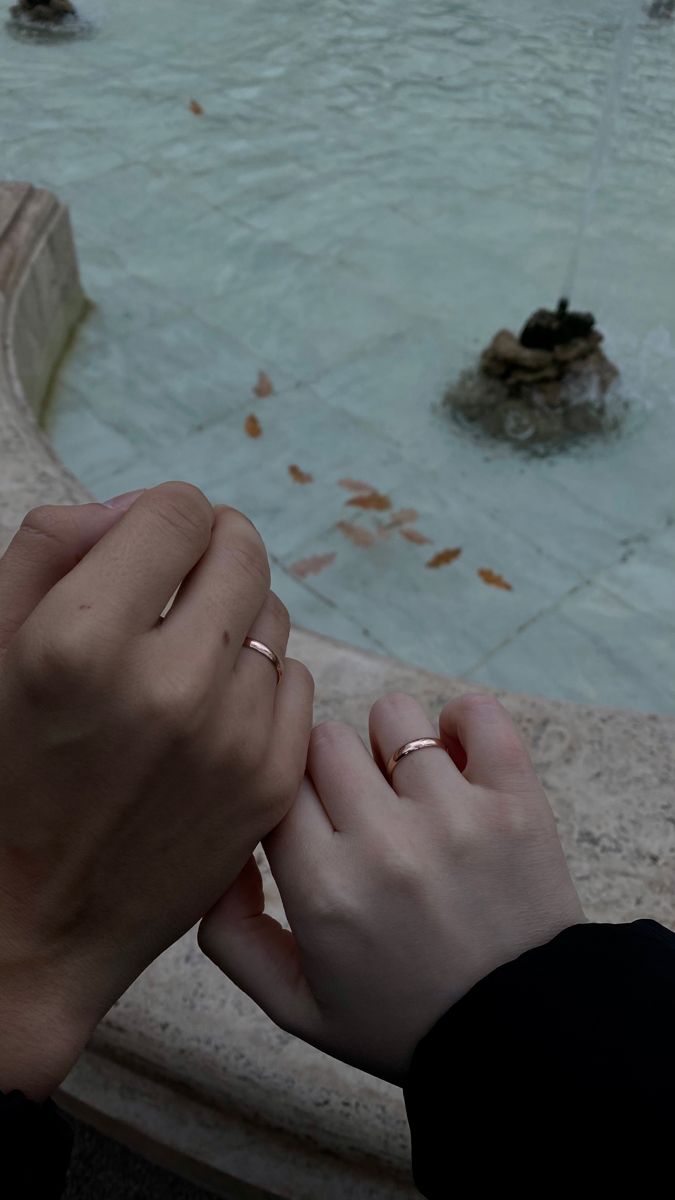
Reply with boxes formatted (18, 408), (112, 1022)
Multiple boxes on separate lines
(401, 527), (433, 545)
(426, 547), (462, 569)
(289, 552), (336, 579)
(288, 464), (314, 485)
(336, 520), (376, 548)
(254, 370), (274, 398)
(189, 99), (204, 116)
(338, 478), (373, 494)
(478, 568), (513, 591)
(385, 508), (419, 529)
(245, 414), (262, 439)
(346, 491), (392, 512)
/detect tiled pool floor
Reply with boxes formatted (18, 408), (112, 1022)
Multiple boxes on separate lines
(2, 0), (675, 712)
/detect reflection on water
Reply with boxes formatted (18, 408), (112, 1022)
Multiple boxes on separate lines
(2, 0), (675, 711)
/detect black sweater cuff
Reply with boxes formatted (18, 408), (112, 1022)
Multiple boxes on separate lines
(0, 1089), (73, 1197)
(404, 920), (675, 1196)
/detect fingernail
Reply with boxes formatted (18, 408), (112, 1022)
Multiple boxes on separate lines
(103, 488), (145, 510)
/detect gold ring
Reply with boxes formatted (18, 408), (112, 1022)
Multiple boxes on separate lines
(386, 737), (446, 781)
(243, 636), (284, 683)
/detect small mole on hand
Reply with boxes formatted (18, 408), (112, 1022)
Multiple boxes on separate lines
(223, 630), (231, 645)
(79, 604), (93, 611)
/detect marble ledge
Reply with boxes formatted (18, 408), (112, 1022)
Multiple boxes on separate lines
(1, 182), (674, 1199)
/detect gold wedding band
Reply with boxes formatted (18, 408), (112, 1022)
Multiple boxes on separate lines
(386, 737), (446, 781)
(243, 636), (284, 683)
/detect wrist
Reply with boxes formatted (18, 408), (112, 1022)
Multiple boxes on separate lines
(0, 958), (95, 1100)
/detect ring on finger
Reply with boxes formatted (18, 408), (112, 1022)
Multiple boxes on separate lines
(243, 635), (284, 684)
(386, 737), (446, 782)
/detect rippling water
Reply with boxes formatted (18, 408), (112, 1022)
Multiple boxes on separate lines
(1, 1), (674, 710)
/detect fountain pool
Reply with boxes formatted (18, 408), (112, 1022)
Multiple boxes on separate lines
(2, 0), (674, 712)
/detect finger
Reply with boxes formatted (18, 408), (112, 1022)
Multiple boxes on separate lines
(264, 774), (334, 901)
(439, 693), (540, 794)
(262, 659), (315, 816)
(0, 492), (143, 650)
(235, 591), (290, 719)
(199, 857), (318, 1039)
(369, 692), (457, 798)
(162, 506), (270, 667)
(306, 720), (388, 830)
(44, 482), (214, 634)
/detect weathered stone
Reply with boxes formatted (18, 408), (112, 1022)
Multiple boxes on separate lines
(10, 0), (77, 21)
(446, 299), (621, 452)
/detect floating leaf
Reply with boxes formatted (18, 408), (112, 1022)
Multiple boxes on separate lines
(337, 520), (376, 548)
(401, 527), (433, 545)
(478, 568), (513, 591)
(254, 370), (274, 398)
(346, 491), (392, 512)
(288, 464), (314, 485)
(427, 547), (462, 569)
(245, 414), (262, 438)
(189, 99), (204, 116)
(289, 552), (336, 579)
(338, 478), (373, 494)
(385, 508), (419, 529)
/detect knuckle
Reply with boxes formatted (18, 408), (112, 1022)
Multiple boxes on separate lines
(455, 691), (500, 720)
(379, 842), (423, 894)
(147, 483), (213, 545)
(16, 620), (102, 696)
(370, 691), (415, 722)
(19, 505), (72, 553)
(223, 539), (271, 594)
(310, 720), (354, 755)
(136, 671), (208, 734)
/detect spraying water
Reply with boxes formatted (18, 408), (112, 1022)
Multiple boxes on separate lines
(561, 2), (643, 301)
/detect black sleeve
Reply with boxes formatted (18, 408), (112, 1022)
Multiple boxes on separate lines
(0, 1089), (73, 1197)
(404, 920), (675, 1195)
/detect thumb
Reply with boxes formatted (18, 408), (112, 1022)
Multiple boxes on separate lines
(199, 856), (318, 1040)
(0, 491), (144, 649)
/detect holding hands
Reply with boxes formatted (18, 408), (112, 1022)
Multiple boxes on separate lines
(0, 480), (583, 1105)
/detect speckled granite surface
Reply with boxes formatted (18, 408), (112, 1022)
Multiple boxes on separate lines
(2, 182), (674, 1199)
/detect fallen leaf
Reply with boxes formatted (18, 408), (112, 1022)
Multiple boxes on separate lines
(478, 568), (513, 591)
(245, 414), (262, 438)
(336, 520), (376, 548)
(385, 508), (420, 529)
(189, 99), (204, 116)
(401, 527), (433, 545)
(338, 478), (374, 494)
(289, 552), (336, 579)
(254, 370), (274, 398)
(288, 464), (314, 485)
(426, 547), (462, 569)
(346, 491), (392, 512)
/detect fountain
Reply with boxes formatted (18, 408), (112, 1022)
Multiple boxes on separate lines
(445, 4), (643, 454)
(444, 301), (621, 453)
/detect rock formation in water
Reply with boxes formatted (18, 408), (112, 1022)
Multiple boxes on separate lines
(444, 300), (622, 452)
(10, 0), (77, 22)
(649, 0), (675, 18)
